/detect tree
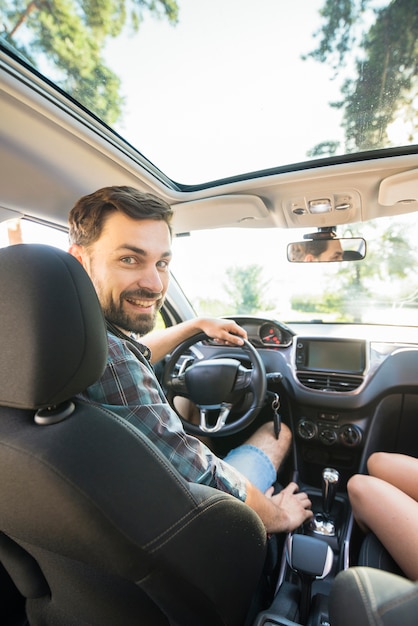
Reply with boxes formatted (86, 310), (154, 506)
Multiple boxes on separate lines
(305, 0), (418, 153)
(1, 0), (179, 125)
(224, 265), (273, 315)
(290, 221), (418, 322)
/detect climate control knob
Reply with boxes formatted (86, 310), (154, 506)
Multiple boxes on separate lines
(319, 428), (338, 446)
(340, 424), (362, 447)
(297, 419), (317, 440)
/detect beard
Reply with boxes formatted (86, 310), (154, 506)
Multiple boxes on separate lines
(101, 288), (163, 335)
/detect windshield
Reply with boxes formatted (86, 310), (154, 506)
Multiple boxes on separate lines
(2, 0), (417, 184)
(171, 212), (418, 327)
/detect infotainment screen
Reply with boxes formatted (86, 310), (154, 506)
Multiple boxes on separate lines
(296, 338), (366, 373)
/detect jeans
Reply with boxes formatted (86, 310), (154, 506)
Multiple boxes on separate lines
(224, 444), (276, 493)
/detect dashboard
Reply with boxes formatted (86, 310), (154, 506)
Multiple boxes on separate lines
(219, 316), (418, 489)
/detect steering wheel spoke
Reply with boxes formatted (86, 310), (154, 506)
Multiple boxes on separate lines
(166, 373), (188, 395)
(198, 403), (233, 433)
(234, 365), (253, 391)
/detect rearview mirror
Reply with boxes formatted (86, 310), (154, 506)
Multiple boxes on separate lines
(287, 238), (366, 263)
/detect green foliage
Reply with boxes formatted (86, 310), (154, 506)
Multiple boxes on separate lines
(306, 0), (418, 153)
(306, 141), (340, 158)
(224, 264), (274, 315)
(193, 297), (233, 318)
(2, 0), (179, 125)
(305, 0), (369, 70)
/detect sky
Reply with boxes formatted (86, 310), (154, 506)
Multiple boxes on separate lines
(100, 0), (418, 320)
(105, 0), (345, 184)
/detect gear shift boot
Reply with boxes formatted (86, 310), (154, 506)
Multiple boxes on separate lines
(287, 534), (334, 578)
(286, 534), (334, 624)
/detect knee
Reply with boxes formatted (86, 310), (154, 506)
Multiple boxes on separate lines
(347, 473), (361, 499)
(279, 421), (292, 444)
(347, 473), (369, 508)
(274, 421), (292, 450)
(257, 420), (292, 443)
(367, 452), (389, 477)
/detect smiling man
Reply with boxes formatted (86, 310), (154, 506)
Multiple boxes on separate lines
(72, 212), (171, 336)
(68, 185), (312, 534)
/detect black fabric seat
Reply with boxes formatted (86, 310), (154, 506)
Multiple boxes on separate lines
(0, 244), (267, 626)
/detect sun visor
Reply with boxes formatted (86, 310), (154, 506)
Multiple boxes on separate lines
(378, 169), (418, 206)
(171, 195), (273, 235)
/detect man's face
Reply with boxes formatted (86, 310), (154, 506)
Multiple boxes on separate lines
(71, 213), (172, 335)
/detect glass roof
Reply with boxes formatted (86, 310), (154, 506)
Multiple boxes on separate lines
(2, 0), (417, 184)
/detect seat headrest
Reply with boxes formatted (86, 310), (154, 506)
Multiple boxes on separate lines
(0, 244), (108, 410)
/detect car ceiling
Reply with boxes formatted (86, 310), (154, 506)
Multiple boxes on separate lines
(1, 51), (418, 237)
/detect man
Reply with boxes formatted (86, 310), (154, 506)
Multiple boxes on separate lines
(289, 239), (344, 262)
(68, 185), (312, 533)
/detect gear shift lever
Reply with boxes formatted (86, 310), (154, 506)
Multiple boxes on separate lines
(322, 467), (340, 516)
(310, 467), (340, 536)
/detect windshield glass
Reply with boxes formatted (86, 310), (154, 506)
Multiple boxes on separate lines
(2, 0), (417, 184)
(171, 212), (418, 327)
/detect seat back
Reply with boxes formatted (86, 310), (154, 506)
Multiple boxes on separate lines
(329, 566), (418, 626)
(0, 244), (267, 626)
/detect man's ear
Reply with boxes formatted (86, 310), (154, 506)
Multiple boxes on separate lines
(68, 244), (85, 265)
(304, 254), (315, 263)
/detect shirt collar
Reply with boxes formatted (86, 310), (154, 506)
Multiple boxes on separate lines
(106, 320), (152, 362)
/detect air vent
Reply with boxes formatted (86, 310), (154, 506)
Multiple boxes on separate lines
(296, 372), (363, 392)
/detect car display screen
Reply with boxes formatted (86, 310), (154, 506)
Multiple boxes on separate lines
(296, 339), (366, 374)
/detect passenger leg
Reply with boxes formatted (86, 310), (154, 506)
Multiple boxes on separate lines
(347, 472), (418, 580)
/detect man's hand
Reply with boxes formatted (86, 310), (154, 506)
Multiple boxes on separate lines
(267, 482), (313, 533)
(198, 318), (247, 346)
(142, 317), (247, 363)
(246, 480), (313, 534)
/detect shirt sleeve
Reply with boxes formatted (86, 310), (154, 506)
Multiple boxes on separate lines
(79, 333), (247, 501)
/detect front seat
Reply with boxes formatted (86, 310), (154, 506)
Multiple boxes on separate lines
(0, 243), (267, 626)
(329, 566), (418, 626)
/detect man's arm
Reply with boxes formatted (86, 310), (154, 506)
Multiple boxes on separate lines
(245, 481), (313, 533)
(142, 317), (247, 364)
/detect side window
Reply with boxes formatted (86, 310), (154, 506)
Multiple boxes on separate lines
(1, 218), (170, 331)
(0, 218), (68, 250)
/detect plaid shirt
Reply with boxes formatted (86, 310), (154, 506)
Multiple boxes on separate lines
(78, 330), (247, 501)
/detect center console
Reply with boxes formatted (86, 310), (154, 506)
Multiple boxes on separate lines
(254, 467), (352, 626)
(252, 338), (368, 624)
(290, 337), (368, 491)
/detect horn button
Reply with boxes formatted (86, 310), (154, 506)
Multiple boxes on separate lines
(185, 358), (247, 406)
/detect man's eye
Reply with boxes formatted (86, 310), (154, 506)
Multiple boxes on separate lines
(121, 257), (136, 265)
(157, 260), (170, 270)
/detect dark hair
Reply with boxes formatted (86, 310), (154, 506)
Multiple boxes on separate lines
(68, 186), (173, 246)
(288, 239), (329, 261)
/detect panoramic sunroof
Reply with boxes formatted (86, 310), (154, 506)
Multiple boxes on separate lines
(2, 0), (417, 184)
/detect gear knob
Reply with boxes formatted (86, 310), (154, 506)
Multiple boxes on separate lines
(322, 467), (340, 515)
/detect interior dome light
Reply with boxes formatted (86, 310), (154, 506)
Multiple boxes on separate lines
(308, 199), (332, 214)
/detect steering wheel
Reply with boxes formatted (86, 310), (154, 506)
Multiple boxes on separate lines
(162, 332), (267, 437)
